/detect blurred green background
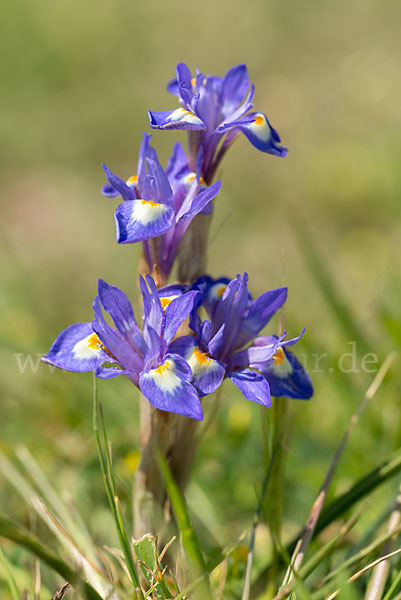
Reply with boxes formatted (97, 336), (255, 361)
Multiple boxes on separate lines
(1, 0), (401, 594)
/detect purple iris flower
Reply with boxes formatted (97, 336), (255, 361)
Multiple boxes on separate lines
(168, 273), (312, 405)
(148, 63), (288, 183)
(41, 277), (204, 420)
(101, 134), (221, 284)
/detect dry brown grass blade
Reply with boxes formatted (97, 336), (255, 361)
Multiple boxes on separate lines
(324, 548), (401, 600)
(52, 582), (70, 599)
(216, 558), (228, 600)
(350, 548), (401, 583)
(364, 483), (401, 600)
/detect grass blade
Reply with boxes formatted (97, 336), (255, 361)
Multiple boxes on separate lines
(252, 450), (401, 597)
(242, 442), (278, 600)
(282, 353), (395, 587)
(364, 483), (401, 600)
(0, 544), (20, 600)
(383, 565), (401, 600)
(93, 376), (144, 599)
(157, 450), (212, 600)
(15, 446), (97, 562)
(315, 452), (401, 538)
(313, 524), (401, 597)
(0, 516), (102, 600)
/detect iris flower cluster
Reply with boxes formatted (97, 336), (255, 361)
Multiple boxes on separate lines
(43, 63), (312, 420)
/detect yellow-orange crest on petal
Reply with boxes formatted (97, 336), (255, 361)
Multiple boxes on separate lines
(273, 347), (285, 364)
(160, 297), (173, 311)
(155, 360), (170, 375)
(140, 200), (159, 208)
(193, 347), (212, 365)
(88, 333), (102, 350)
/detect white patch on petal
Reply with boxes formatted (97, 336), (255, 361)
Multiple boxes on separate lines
(72, 333), (103, 360)
(246, 113), (271, 142)
(166, 108), (203, 127)
(180, 172), (197, 186)
(272, 347), (293, 378)
(180, 172), (206, 187)
(131, 200), (169, 225)
(145, 359), (182, 393)
(126, 175), (138, 188)
(187, 346), (214, 377)
(159, 295), (180, 312)
(208, 283), (227, 302)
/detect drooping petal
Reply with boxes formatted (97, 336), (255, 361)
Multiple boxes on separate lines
(102, 164), (136, 202)
(262, 347), (313, 400)
(237, 112), (288, 156)
(228, 368), (271, 407)
(148, 109), (205, 131)
(169, 336), (225, 397)
(42, 322), (112, 373)
(114, 199), (174, 243)
(139, 355), (203, 420)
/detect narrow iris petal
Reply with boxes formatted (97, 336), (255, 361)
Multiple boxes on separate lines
(220, 64), (250, 116)
(163, 291), (201, 345)
(176, 62), (194, 107)
(102, 164), (136, 201)
(97, 279), (139, 338)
